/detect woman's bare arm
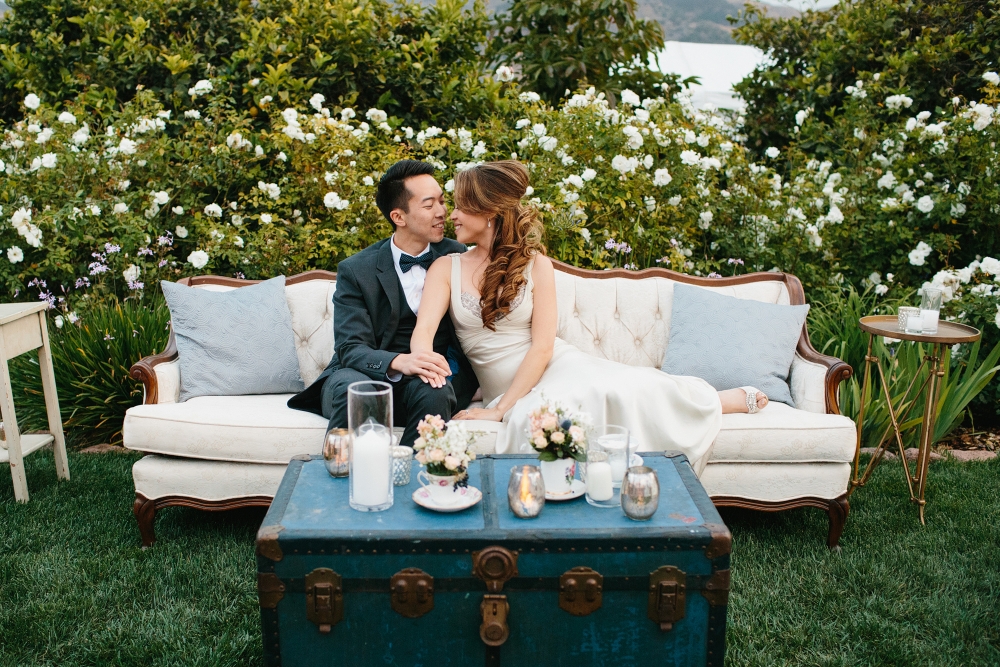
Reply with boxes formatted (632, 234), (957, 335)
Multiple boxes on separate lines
(409, 256), (454, 387)
(455, 255), (556, 420)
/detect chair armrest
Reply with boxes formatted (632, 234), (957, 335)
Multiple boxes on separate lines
(795, 332), (853, 415)
(129, 335), (179, 405)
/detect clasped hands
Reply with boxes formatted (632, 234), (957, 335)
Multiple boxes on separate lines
(389, 351), (503, 421)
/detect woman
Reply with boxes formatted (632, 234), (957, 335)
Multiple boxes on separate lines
(411, 160), (767, 474)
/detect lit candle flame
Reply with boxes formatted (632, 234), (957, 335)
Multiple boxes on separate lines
(519, 465), (533, 504)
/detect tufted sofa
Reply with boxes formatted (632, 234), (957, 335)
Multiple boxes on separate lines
(125, 262), (854, 548)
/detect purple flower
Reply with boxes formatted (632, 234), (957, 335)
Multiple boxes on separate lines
(158, 259), (168, 267)
(655, 257), (671, 265)
(92, 252), (106, 261)
(75, 277), (91, 289)
(623, 263), (637, 270)
(138, 247), (154, 256)
(726, 258), (744, 266)
(605, 239), (617, 250)
(89, 262), (109, 276)
(708, 272), (722, 278)
(28, 278), (47, 289)
(104, 333), (115, 341)
(37, 291), (56, 309)
(105, 243), (121, 254)
(127, 280), (144, 291)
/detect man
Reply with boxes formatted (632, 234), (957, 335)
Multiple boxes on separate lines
(288, 160), (479, 446)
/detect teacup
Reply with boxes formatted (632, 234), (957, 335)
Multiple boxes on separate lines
(417, 470), (462, 506)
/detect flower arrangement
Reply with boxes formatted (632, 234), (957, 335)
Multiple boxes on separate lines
(413, 414), (479, 483)
(527, 401), (590, 462)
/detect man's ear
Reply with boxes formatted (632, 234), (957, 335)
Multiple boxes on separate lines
(389, 209), (406, 228)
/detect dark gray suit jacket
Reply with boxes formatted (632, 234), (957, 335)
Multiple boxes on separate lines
(287, 237), (478, 414)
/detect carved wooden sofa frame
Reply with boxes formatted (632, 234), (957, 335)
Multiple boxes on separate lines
(129, 262), (852, 548)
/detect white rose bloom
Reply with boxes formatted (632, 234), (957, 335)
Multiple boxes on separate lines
(40, 153), (57, 168)
(653, 168), (672, 186)
(515, 119), (531, 130)
(826, 205), (844, 224)
(539, 136), (558, 151)
(7, 246), (23, 263)
(983, 71), (1000, 86)
(71, 124), (90, 145)
(524, 186), (534, 197)
(204, 203), (223, 217)
(668, 195), (682, 206)
(54, 315), (64, 328)
(277, 152), (287, 162)
(363, 176), (374, 187)
(916, 195), (935, 213)
(309, 93), (326, 112)
(113, 202), (129, 214)
(24, 93), (40, 109)
(445, 179), (455, 193)
(88, 205), (101, 216)
(519, 92), (541, 103)
(187, 250), (209, 269)
(610, 155), (638, 175)
(188, 79), (213, 97)
(168, 206), (183, 215)
(471, 141), (488, 159)
(885, 94), (913, 110)
(340, 107), (356, 121)
(184, 110), (201, 119)
(35, 127), (53, 143)
(531, 123), (547, 137)
(620, 89), (641, 107)
(259, 213), (273, 224)
(680, 150), (701, 166)
(153, 191), (170, 205)
(324, 192), (349, 210)
(795, 108), (811, 126)
(122, 264), (141, 283)
(979, 256), (1000, 276)
(581, 168), (597, 182)
(642, 154), (654, 169)
(950, 202), (966, 218)
(875, 284), (889, 296)
(698, 211), (714, 228)
(494, 65), (514, 82)
(255, 145), (264, 156)
(118, 137), (138, 155)
(995, 305), (1000, 330)
(56, 111), (77, 125)
(908, 241), (932, 266)
(565, 174), (584, 189)
(877, 171), (897, 189)
(366, 108), (388, 124)
(257, 181), (281, 200)
(765, 147), (780, 158)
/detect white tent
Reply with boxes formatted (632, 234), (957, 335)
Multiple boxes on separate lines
(655, 41), (767, 110)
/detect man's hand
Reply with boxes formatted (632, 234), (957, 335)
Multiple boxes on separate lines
(390, 352), (452, 388)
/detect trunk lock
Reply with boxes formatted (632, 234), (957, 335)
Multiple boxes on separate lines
(559, 567), (603, 616)
(390, 568), (435, 618)
(648, 566), (686, 631)
(306, 568), (343, 633)
(473, 546), (518, 647)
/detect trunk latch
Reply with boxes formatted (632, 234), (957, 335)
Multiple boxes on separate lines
(559, 567), (603, 616)
(480, 594), (510, 646)
(473, 546), (518, 647)
(648, 566), (686, 631)
(391, 568), (435, 618)
(306, 568), (343, 633)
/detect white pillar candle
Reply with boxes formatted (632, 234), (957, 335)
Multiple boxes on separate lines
(920, 309), (939, 334)
(906, 315), (923, 333)
(600, 435), (629, 484)
(586, 461), (614, 501)
(352, 429), (391, 507)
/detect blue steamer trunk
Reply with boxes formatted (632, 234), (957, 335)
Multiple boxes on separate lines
(257, 453), (731, 666)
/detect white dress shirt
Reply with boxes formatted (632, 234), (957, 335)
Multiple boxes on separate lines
(390, 235), (430, 315)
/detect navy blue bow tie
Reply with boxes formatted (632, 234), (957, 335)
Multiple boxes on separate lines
(399, 252), (434, 273)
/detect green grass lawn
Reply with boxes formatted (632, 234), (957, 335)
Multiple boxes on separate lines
(1, 450), (998, 666)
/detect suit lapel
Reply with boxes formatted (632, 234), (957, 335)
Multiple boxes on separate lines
(376, 239), (401, 350)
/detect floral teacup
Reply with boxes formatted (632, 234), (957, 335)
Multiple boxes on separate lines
(417, 470), (462, 506)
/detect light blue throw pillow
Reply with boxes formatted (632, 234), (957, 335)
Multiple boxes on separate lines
(661, 282), (809, 406)
(161, 276), (304, 402)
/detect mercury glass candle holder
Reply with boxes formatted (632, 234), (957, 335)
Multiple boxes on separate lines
(621, 466), (659, 521)
(322, 428), (351, 478)
(392, 446), (413, 486)
(897, 306), (921, 333)
(508, 465), (545, 518)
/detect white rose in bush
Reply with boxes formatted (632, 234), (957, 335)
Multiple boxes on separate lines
(916, 195), (935, 213)
(7, 246), (23, 263)
(187, 250), (209, 269)
(122, 264), (141, 283)
(908, 241), (932, 266)
(113, 202), (129, 214)
(204, 203), (223, 217)
(23, 93), (40, 110)
(152, 191), (170, 205)
(58, 111), (77, 125)
(653, 168), (672, 186)
(188, 79), (213, 97)
(324, 192), (350, 210)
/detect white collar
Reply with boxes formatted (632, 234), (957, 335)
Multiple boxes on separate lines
(390, 235), (430, 262)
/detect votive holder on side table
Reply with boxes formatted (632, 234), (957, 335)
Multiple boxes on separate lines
(323, 428), (351, 477)
(621, 466), (659, 520)
(897, 307), (921, 334)
(392, 446), (413, 486)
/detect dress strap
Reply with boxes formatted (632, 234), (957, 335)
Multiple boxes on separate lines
(450, 254), (462, 306)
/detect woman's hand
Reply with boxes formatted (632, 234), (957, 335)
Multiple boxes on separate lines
(453, 406), (504, 422)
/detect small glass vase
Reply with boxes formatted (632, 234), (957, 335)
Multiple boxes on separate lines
(591, 425), (631, 488)
(347, 381), (394, 512)
(584, 450), (618, 508)
(919, 287), (943, 334)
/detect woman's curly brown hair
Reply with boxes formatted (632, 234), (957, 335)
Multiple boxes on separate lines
(454, 160), (545, 331)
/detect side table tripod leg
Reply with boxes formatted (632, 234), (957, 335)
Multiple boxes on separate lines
(0, 351), (29, 502)
(850, 334), (876, 494)
(915, 345), (943, 525)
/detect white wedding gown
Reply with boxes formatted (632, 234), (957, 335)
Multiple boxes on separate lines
(448, 255), (723, 474)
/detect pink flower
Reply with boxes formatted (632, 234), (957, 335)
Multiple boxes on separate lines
(444, 455), (461, 471)
(415, 451), (426, 464)
(429, 449), (446, 462)
(542, 414), (558, 431)
(533, 436), (548, 449)
(550, 431), (565, 444)
(569, 426), (585, 442)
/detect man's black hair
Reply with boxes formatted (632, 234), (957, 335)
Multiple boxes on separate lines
(375, 160), (437, 226)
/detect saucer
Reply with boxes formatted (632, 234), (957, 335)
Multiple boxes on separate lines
(413, 485), (482, 512)
(545, 479), (586, 501)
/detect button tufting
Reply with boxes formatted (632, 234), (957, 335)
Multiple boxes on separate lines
(614, 312), (620, 319)
(635, 340), (641, 346)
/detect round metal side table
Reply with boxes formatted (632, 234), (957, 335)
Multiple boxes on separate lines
(850, 315), (980, 524)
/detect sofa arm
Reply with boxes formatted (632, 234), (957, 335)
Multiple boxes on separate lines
(130, 336), (179, 405)
(794, 335), (853, 415)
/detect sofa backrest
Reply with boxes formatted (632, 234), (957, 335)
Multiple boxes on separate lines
(553, 267), (793, 369)
(180, 263), (803, 385)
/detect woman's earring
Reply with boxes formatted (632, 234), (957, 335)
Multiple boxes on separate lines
(488, 221), (491, 228)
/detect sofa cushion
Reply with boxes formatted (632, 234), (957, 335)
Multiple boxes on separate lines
(709, 402), (855, 464)
(700, 461), (851, 502)
(661, 283), (808, 406)
(162, 277), (304, 401)
(124, 394), (326, 464)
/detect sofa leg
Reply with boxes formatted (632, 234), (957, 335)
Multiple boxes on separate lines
(133, 493), (157, 548)
(826, 494), (849, 550)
